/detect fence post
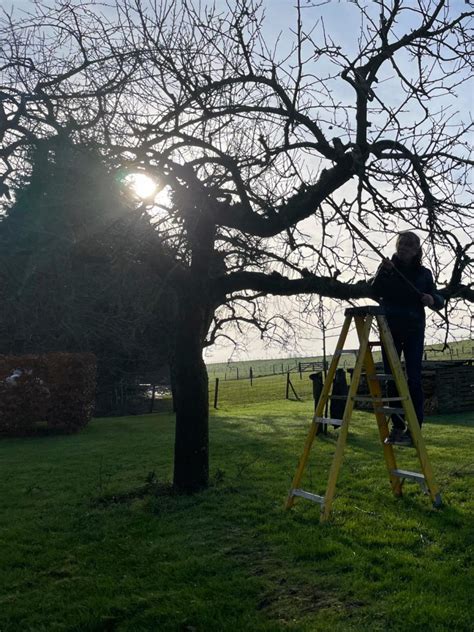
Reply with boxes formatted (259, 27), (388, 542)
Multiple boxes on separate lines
(250, 367), (253, 386)
(213, 378), (219, 409)
(236, 367), (239, 380)
(288, 376), (301, 401)
(299, 362), (302, 379)
(286, 372), (290, 399)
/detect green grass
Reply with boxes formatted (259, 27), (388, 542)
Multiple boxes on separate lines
(1, 402), (473, 631)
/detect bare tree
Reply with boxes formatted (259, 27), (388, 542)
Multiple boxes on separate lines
(1, 0), (472, 491)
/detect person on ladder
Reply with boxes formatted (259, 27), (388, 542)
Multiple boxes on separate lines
(371, 231), (444, 446)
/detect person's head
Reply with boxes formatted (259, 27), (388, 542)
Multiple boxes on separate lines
(395, 231), (422, 265)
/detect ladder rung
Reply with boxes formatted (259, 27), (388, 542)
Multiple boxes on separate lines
(375, 407), (405, 414)
(291, 489), (325, 504)
(352, 396), (406, 402)
(328, 395), (347, 400)
(368, 341), (382, 347)
(367, 374), (395, 381)
(392, 469), (425, 481)
(334, 348), (359, 357)
(314, 416), (343, 427)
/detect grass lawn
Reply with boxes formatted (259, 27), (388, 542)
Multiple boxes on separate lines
(0, 401), (473, 631)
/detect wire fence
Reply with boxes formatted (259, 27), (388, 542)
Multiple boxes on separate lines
(149, 340), (474, 413)
(210, 370), (320, 408)
(206, 357), (354, 381)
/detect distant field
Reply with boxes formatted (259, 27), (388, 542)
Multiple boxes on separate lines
(206, 338), (474, 381)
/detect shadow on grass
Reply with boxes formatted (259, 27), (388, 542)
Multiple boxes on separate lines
(1, 403), (472, 631)
(425, 412), (474, 427)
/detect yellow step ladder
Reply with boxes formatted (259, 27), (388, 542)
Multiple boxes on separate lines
(286, 306), (442, 522)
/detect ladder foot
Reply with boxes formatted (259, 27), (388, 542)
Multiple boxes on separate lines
(432, 493), (443, 509)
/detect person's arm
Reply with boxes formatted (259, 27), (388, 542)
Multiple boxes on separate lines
(421, 269), (444, 311)
(371, 259), (394, 297)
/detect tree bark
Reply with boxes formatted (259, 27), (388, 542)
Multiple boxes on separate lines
(171, 205), (215, 492)
(171, 296), (210, 492)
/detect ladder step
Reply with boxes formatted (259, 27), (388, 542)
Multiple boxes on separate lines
(291, 489), (325, 504)
(391, 469), (427, 490)
(390, 470), (425, 483)
(375, 407), (405, 414)
(334, 348), (359, 356)
(314, 416), (343, 427)
(367, 373), (395, 381)
(368, 341), (382, 347)
(352, 396), (406, 402)
(328, 395), (347, 400)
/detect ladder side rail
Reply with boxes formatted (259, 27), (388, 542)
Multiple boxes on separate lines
(313, 315), (352, 419)
(320, 315), (373, 522)
(285, 315), (352, 509)
(355, 319), (402, 496)
(376, 316), (441, 506)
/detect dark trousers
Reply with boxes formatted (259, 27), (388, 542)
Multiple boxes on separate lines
(382, 322), (425, 430)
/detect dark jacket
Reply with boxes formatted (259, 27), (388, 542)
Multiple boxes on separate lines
(371, 255), (444, 327)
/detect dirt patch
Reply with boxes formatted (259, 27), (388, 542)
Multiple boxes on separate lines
(92, 472), (175, 508)
(257, 578), (364, 621)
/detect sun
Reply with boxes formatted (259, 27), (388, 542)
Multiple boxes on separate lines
(124, 172), (172, 215)
(127, 173), (157, 200)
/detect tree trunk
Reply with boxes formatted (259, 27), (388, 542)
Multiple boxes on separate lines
(171, 214), (217, 492)
(171, 296), (210, 493)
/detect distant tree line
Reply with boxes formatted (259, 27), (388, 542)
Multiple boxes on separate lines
(0, 136), (173, 415)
